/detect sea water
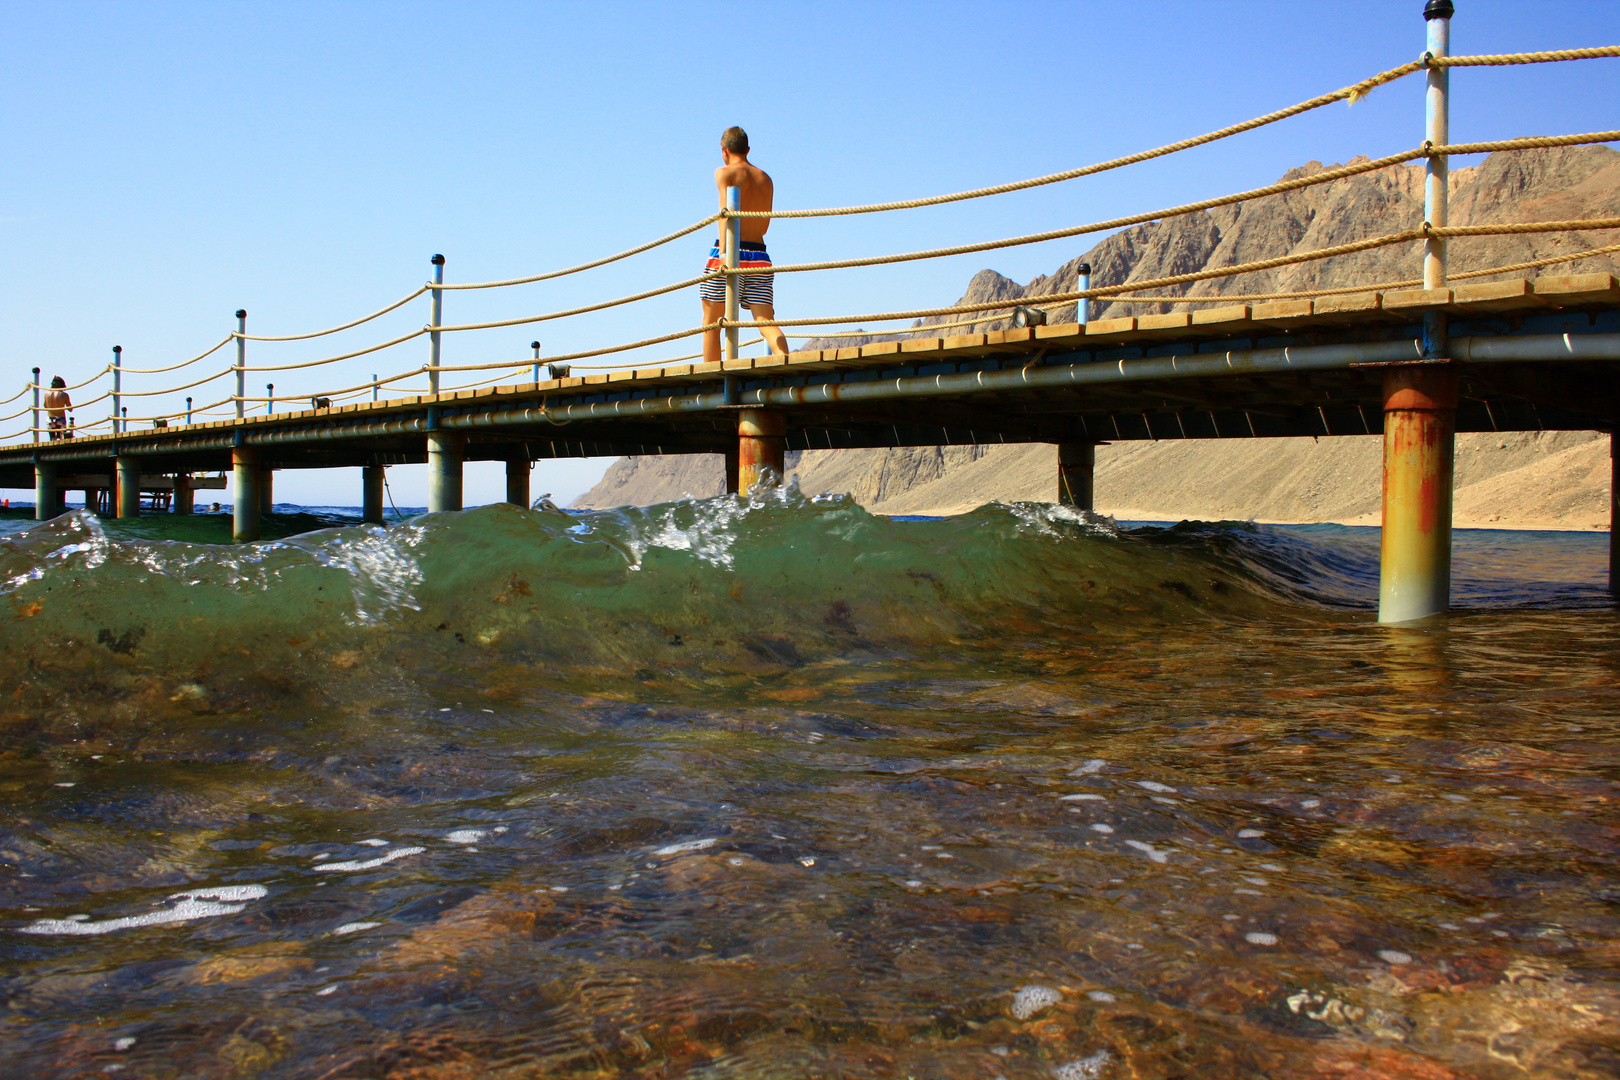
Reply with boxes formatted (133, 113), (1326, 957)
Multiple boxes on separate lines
(0, 492), (1615, 1078)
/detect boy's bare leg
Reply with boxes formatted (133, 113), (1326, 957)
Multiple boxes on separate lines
(749, 303), (789, 355)
(702, 300), (725, 364)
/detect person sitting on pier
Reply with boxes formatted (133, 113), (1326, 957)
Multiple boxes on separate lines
(701, 126), (789, 363)
(43, 377), (71, 440)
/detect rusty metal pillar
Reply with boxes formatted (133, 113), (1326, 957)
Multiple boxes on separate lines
(737, 409), (785, 494)
(33, 461), (56, 521)
(1378, 366), (1457, 622)
(232, 446), (261, 542)
(259, 467), (274, 516)
(1057, 442), (1095, 511)
(173, 473), (193, 515)
(723, 446), (739, 495)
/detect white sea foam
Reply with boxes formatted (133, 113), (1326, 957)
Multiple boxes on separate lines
(652, 838), (717, 857)
(1237, 828), (1265, 838)
(17, 885), (268, 936)
(1053, 1049), (1112, 1079)
(114, 1037), (136, 1051)
(1089, 823), (1114, 834)
(1086, 990), (1116, 1003)
(1060, 793), (1106, 802)
(446, 829), (486, 845)
(1070, 759), (1107, 776)
(314, 847), (424, 872)
(1011, 984), (1062, 1020)
(332, 921), (381, 935)
(1124, 840), (1169, 863)
(1136, 781), (1176, 794)
(1300, 798), (1322, 809)
(1245, 931), (1278, 946)
(357, 839), (389, 847)
(1377, 949), (1413, 965)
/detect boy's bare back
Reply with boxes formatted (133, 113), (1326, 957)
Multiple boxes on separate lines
(716, 160), (773, 244)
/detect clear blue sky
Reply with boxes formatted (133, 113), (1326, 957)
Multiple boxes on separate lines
(3, 0), (1616, 507)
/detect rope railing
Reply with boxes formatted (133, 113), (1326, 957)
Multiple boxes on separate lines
(10, 45), (1617, 447)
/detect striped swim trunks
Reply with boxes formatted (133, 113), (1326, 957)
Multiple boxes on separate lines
(701, 240), (774, 306)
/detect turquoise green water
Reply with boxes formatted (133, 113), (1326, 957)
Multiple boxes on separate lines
(0, 493), (1616, 1078)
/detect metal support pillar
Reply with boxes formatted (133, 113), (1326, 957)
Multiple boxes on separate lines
(232, 446), (261, 542)
(737, 408), (785, 494)
(505, 455), (530, 507)
(362, 465), (386, 524)
(429, 254), (445, 395)
(173, 473), (193, 515)
(724, 186), (741, 363)
(259, 467), (274, 515)
(115, 456), (141, 518)
(427, 431), (464, 512)
(34, 461), (56, 521)
(112, 346), (123, 433)
(1610, 433), (1618, 600)
(1057, 442), (1095, 511)
(1422, 0), (1451, 291)
(1378, 366), (1457, 622)
(724, 446), (740, 496)
(234, 311), (246, 419)
(1076, 262), (1091, 327)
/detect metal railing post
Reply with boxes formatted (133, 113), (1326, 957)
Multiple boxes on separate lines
(31, 368), (40, 443)
(112, 346), (122, 433)
(1076, 262), (1092, 327)
(430, 254), (445, 395)
(235, 310), (247, 419)
(724, 186), (741, 363)
(1423, 0), (1451, 292)
(372, 374), (379, 402)
(267, 383), (274, 414)
(186, 397), (193, 424)
(531, 341), (541, 384)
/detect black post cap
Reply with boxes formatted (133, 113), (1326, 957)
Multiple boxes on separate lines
(1076, 262), (1092, 275)
(236, 309), (247, 319)
(530, 341), (540, 350)
(32, 366), (40, 374)
(1424, 0), (1454, 20)
(431, 254), (445, 265)
(112, 345), (122, 354)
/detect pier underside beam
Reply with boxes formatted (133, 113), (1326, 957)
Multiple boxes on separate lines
(1057, 442), (1095, 512)
(737, 409), (785, 494)
(34, 461), (56, 521)
(173, 473), (193, 515)
(1378, 366), (1458, 623)
(233, 447), (261, 543)
(506, 455), (529, 507)
(363, 465), (385, 524)
(427, 432), (464, 512)
(116, 456), (140, 519)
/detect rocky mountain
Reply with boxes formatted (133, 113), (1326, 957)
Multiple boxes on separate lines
(576, 147), (1620, 527)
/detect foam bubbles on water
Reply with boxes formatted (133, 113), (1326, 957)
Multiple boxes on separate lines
(332, 921), (380, 935)
(1124, 840), (1169, 863)
(1086, 990), (1116, 1003)
(1136, 781), (1176, 794)
(357, 839), (389, 847)
(1071, 759), (1108, 776)
(446, 829), (486, 845)
(1089, 823), (1115, 834)
(17, 885), (269, 936)
(114, 1037), (136, 1051)
(1377, 949), (1413, 965)
(1300, 798), (1322, 809)
(1010, 984), (1062, 1020)
(1060, 793), (1106, 802)
(1245, 931), (1278, 946)
(652, 838), (716, 857)
(1237, 828), (1265, 838)
(314, 847), (424, 872)
(1053, 1049), (1112, 1079)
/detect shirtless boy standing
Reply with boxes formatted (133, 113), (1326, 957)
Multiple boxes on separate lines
(701, 127), (788, 363)
(43, 377), (72, 440)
